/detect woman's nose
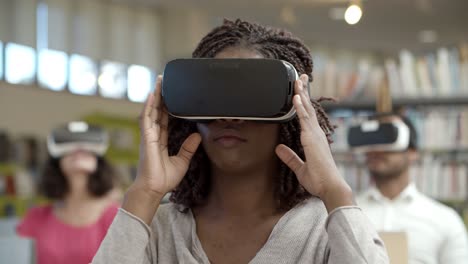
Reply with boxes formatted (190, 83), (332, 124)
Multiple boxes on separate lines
(215, 118), (245, 124)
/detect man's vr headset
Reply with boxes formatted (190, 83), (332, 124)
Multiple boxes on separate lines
(347, 118), (410, 152)
(161, 58), (299, 122)
(47, 122), (109, 158)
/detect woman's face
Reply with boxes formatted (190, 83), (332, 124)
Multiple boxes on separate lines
(59, 150), (98, 177)
(196, 47), (280, 173)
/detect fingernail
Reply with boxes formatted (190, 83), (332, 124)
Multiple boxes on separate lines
(298, 81), (303, 91)
(294, 95), (302, 104)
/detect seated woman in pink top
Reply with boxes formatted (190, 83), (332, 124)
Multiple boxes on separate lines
(16, 122), (119, 264)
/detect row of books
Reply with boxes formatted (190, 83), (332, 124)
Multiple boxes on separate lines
(412, 154), (468, 201)
(310, 43), (468, 100)
(0, 132), (46, 169)
(389, 45), (468, 98)
(330, 107), (468, 152)
(335, 153), (468, 201)
(311, 52), (382, 100)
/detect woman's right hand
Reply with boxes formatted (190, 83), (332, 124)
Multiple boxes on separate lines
(122, 76), (202, 223)
(135, 75), (202, 197)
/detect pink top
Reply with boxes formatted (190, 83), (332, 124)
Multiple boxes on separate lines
(16, 203), (119, 264)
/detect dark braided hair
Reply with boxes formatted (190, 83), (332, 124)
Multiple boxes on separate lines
(168, 18), (335, 212)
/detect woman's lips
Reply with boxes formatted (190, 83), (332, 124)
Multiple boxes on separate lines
(213, 131), (247, 147)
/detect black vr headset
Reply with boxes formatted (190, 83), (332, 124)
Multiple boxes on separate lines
(47, 122), (109, 158)
(347, 118), (411, 152)
(161, 58), (299, 122)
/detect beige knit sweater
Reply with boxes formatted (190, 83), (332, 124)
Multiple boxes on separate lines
(92, 197), (389, 264)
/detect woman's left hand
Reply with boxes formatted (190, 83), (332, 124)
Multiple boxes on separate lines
(275, 74), (354, 212)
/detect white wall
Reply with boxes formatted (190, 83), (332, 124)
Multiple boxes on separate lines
(0, 0), (37, 47)
(0, 82), (142, 137)
(159, 8), (212, 63)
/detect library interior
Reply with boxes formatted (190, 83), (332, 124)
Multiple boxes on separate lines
(0, 0), (467, 263)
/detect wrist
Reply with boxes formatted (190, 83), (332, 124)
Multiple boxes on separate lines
(321, 182), (355, 213)
(122, 184), (164, 225)
(131, 180), (167, 202)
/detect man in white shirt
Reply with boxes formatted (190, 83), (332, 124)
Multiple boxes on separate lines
(354, 114), (468, 264)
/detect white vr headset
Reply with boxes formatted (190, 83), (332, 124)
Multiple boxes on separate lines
(347, 118), (410, 152)
(47, 121), (109, 158)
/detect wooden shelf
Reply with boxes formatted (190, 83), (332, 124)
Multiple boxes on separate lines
(332, 148), (468, 155)
(323, 97), (468, 111)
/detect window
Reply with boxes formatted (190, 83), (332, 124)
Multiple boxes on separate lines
(69, 54), (97, 95)
(0, 41), (3, 80)
(5, 43), (36, 85)
(98, 61), (127, 99)
(38, 49), (68, 91)
(127, 65), (154, 102)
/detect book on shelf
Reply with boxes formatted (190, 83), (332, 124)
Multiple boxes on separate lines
(399, 50), (419, 97)
(415, 57), (433, 97)
(460, 43), (468, 95)
(437, 48), (452, 96)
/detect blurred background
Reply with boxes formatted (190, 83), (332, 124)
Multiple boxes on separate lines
(0, 0), (467, 240)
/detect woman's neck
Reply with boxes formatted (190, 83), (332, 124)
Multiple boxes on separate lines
(62, 172), (96, 208)
(202, 161), (280, 218)
(54, 173), (109, 226)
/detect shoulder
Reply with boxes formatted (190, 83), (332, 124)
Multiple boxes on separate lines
(284, 197), (328, 225)
(152, 202), (190, 225)
(296, 197), (327, 212)
(22, 205), (53, 221)
(417, 194), (463, 222)
(100, 202), (120, 227)
(16, 205), (53, 237)
(355, 190), (370, 202)
(413, 193), (467, 236)
(355, 188), (378, 206)
(266, 197), (329, 249)
(104, 202), (120, 217)
(149, 202), (194, 241)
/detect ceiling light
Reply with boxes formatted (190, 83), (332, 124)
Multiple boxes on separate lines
(344, 1), (362, 25)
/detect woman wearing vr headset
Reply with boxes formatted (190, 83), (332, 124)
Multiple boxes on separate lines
(17, 122), (119, 264)
(94, 19), (389, 263)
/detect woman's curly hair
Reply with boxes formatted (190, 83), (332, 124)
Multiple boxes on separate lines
(168, 18), (335, 212)
(40, 156), (115, 199)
